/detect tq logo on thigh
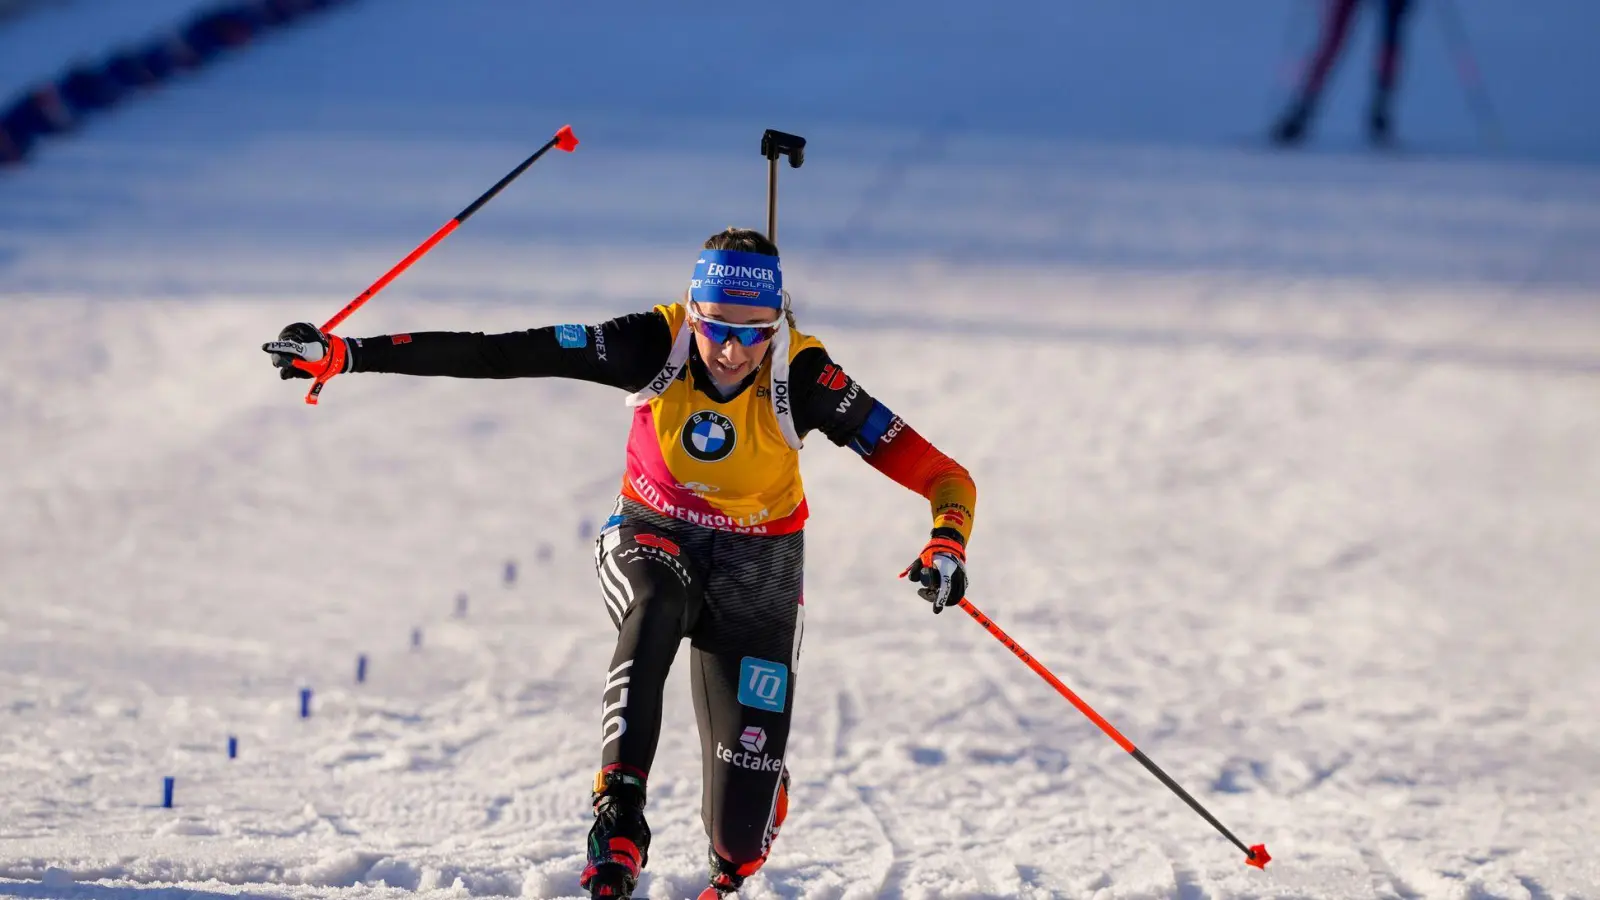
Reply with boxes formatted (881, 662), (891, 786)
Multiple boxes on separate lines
(738, 657), (789, 712)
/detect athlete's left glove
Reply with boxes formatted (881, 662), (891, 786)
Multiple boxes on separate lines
(262, 322), (351, 381)
(902, 534), (967, 614)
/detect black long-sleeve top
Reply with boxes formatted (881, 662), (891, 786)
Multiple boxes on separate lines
(343, 308), (978, 544)
(347, 311), (874, 447)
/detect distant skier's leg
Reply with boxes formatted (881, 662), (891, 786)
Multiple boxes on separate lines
(1275, 0), (1362, 144)
(1369, 0), (1415, 143)
(688, 530), (803, 896)
(583, 522), (705, 898)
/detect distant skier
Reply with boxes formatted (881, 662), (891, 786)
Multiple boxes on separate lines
(263, 227), (977, 899)
(1273, 0), (1417, 145)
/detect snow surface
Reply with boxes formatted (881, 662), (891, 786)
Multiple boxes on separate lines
(2, 1), (1599, 898)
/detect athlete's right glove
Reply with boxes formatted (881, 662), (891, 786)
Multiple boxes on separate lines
(262, 322), (350, 381)
(902, 533), (967, 614)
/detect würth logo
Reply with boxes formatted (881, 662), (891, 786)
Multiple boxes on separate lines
(817, 365), (848, 391)
(636, 533), (680, 556)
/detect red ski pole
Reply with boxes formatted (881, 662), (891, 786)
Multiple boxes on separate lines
(957, 597), (1271, 870)
(1432, 0), (1501, 148)
(304, 124), (580, 405)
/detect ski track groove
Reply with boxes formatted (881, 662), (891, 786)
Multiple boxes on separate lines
(1361, 848), (1424, 900)
(855, 783), (910, 900)
(1515, 874), (1554, 900)
(1168, 856), (1208, 900)
(250, 615), (595, 875)
(1291, 750), (1354, 796)
(832, 685), (903, 899)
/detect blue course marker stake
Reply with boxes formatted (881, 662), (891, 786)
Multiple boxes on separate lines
(579, 519), (594, 540)
(299, 687), (313, 719)
(411, 627), (423, 649)
(356, 654), (368, 683)
(162, 776), (175, 808)
(504, 560), (517, 585)
(227, 736), (238, 759)
(455, 592), (468, 618)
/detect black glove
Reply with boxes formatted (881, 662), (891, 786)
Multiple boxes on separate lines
(902, 533), (967, 614)
(262, 322), (349, 381)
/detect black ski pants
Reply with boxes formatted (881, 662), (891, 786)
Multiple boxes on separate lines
(1299, 0), (1415, 102)
(593, 499), (803, 866)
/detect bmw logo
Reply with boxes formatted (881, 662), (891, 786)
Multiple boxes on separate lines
(682, 411), (737, 463)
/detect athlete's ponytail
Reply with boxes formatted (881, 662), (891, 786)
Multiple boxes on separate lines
(703, 227), (797, 328)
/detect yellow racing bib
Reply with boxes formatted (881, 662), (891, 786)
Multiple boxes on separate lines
(619, 304), (821, 534)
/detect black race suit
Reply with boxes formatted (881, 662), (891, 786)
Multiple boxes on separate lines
(348, 311), (893, 866)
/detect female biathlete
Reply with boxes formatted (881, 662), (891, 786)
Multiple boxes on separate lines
(262, 228), (977, 899)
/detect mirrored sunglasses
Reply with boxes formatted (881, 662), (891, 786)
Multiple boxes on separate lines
(686, 305), (781, 347)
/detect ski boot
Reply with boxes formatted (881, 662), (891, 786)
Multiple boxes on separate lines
(580, 767), (650, 899)
(697, 768), (790, 899)
(1368, 95), (1394, 147)
(1271, 98), (1314, 146)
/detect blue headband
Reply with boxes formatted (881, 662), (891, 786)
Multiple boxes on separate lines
(689, 249), (783, 309)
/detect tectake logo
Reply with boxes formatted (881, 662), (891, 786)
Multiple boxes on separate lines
(716, 739), (783, 772)
(739, 725), (767, 753)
